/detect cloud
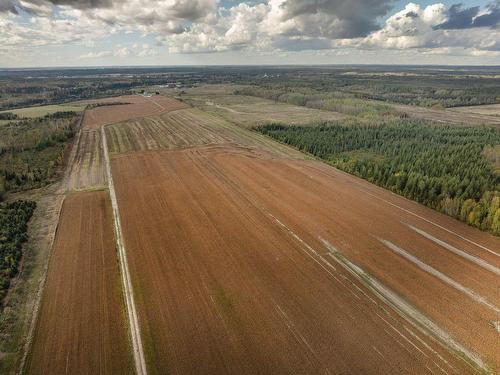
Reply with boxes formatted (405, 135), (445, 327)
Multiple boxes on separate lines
(474, 1), (500, 27)
(15, 0), (112, 12)
(48, 0), (112, 8)
(1, 0), (500, 62)
(0, 0), (18, 13)
(163, 0), (500, 54)
(434, 1), (500, 29)
(78, 0), (217, 33)
(434, 3), (480, 29)
(114, 46), (130, 57)
(360, 2), (500, 54)
(165, 0), (396, 53)
(79, 44), (158, 59)
(79, 50), (113, 58)
(136, 43), (158, 57)
(273, 0), (395, 38)
(362, 3), (445, 49)
(164, 2), (269, 53)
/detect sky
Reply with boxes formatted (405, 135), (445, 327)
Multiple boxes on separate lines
(0, 0), (499, 67)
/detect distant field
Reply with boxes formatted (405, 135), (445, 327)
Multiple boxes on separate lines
(82, 95), (189, 129)
(162, 85), (344, 128)
(25, 191), (134, 375)
(0, 104), (85, 118)
(106, 107), (305, 158)
(162, 84), (500, 127)
(450, 103), (500, 117)
(106, 109), (231, 153)
(391, 102), (500, 126)
(195, 95), (345, 127)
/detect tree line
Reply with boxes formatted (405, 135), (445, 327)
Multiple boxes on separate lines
(238, 71), (500, 108)
(258, 121), (500, 235)
(0, 200), (36, 302)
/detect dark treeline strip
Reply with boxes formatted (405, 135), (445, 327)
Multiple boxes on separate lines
(0, 200), (36, 302)
(0, 113), (19, 120)
(258, 121), (500, 234)
(86, 101), (130, 109)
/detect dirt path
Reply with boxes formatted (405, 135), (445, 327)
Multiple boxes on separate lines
(101, 126), (147, 375)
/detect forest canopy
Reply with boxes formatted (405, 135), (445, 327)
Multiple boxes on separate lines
(0, 200), (36, 302)
(0, 112), (80, 197)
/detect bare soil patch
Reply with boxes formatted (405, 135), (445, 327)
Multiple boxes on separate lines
(105, 109), (232, 153)
(209, 148), (500, 370)
(24, 191), (134, 375)
(82, 95), (189, 129)
(105, 108), (305, 158)
(68, 129), (107, 190)
(110, 145), (487, 374)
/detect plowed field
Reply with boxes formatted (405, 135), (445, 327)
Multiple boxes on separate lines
(105, 109), (231, 153)
(25, 191), (134, 375)
(111, 145), (498, 374)
(68, 129), (106, 190)
(82, 95), (189, 129)
(105, 108), (305, 158)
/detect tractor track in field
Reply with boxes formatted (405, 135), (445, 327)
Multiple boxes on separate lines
(101, 125), (147, 375)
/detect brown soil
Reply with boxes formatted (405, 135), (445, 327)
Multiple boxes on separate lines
(210, 148), (500, 368)
(111, 145), (494, 374)
(24, 191), (134, 375)
(105, 109), (232, 153)
(68, 129), (107, 190)
(82, 95), (189, 129)
(105, 108), (305, 158)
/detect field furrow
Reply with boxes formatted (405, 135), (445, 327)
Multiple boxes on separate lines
(68, 129), (107, 190)
(25, 191), (134, 375)
(111, 145), (496, 374)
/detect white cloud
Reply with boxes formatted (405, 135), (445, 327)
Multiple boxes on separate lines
(79, 50), (113, 59)
(79, 44), (158, 59)
(74, 0), (217, 35)
(356, 2), (500, 53)
(1, 0), (500, 64)
(115, 46), (131, 57)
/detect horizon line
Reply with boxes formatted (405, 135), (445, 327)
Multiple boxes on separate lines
(1, 63), (500, 71)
